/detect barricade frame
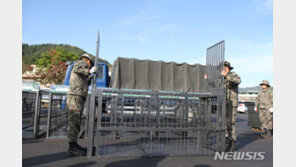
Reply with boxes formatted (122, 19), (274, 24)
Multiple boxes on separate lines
(87, 89), (226, 157)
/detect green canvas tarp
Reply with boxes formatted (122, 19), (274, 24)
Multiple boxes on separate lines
(110, 57), (207, 92)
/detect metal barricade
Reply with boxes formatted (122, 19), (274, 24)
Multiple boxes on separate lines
(86, 40), (227, 157)
(46, 92), (89, 138)
(22, 89), (90, 139)
(22, 91), (38, 139)
(46, 92), (69, 138)
(32, 90), (50, 138)
(205, 40), (226, 151)
(22, 89), (49, 139)
(206, 40), (225, 93)
(87, 89), (225, 157)
(247, 102), (261, 128)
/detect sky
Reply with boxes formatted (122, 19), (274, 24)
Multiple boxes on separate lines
(22, 0), (273, 87)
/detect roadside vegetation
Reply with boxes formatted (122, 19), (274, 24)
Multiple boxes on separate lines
(22, 43), (111, 85)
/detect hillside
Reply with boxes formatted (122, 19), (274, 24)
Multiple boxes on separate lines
(22, 43), (111, 67)
(239, 86), (273, 92)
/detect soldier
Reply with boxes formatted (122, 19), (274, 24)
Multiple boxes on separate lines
(254, 80), (273, 137)
(67, 54), (97, 156)
(204, 61), (241, 152)
(221, 61), (241, 152)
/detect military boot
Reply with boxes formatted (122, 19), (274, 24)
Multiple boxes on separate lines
(68, 142), (87, 156)
(230, 140), (236, 152)
(225, 140), (233, 152)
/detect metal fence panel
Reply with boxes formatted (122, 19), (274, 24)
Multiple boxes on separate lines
(87, 89), (225, 157)
(206, 40), (225, 93)
(205, 40), (226, 152)
(45, 92), (89, 138)
(86, 41), (227, 157)
(46, 92), (69, 138)
(22, 90), (48, 139)
(22, 91), (37, 139)
(22, 89), (89, 139)
(34, 90), (50, 138)
(247, 102), (262, 128)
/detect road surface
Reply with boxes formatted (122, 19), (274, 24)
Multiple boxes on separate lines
(22, 113), (273, 167)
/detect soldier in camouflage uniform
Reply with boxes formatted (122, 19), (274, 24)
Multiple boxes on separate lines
(254, 80), (273, 137)
(67, 54), (97, 156)
(204, 61), (241, 152)
(221, 61), (241, 152)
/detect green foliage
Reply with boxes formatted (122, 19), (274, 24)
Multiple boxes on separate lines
(22, 43), (112, 67)
(36, 47), (79, 69)
(22, 43), (112, 85)
(22, 62), (33, 74)
(35, 48), (72, 85)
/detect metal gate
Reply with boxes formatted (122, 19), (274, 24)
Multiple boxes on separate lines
(46, 92), (68, 138)
(86, 41), (226, 157)
(34, 90), (50, 138)
(205, 40), (226, 151)
(45, 92), (89, 138)
(22, 89), (89, 139)
(22, 91), (39, 139)
(22, 90), (49, 139)
(206, 40), (225, 92)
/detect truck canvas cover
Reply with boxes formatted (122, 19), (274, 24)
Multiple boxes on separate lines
(110, 57), (207, 92)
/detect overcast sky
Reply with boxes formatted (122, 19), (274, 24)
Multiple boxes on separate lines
(23, 0), (273, 87)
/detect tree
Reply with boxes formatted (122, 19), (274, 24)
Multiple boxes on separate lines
(22, 62), (33, 74)
(36, 48), (79, 85)
(22, 43), (112, 67)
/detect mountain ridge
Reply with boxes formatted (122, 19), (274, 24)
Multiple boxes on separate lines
(22, 43), (112, 67)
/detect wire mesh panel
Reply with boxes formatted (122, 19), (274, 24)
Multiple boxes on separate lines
(22, 91), (38, 139)
(247, 102), (261, 129)
(206, 40), (225, 93)
(46, 92), (89, 138)
(87, 89), (225, 157)
(205, 40), (226, 152)
(34, 90), (50, 138)
(46, 92), (69, 138)
(22, 90), (49, 139)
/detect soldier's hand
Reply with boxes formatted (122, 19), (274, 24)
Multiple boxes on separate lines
(254, 107), (258, 112)
(221, 70), (227, 76)
(89, 67), (97, 74)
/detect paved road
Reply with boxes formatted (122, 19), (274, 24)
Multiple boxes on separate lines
(22, 113), (273, 167)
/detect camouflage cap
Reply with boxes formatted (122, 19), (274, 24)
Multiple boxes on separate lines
(259, 80), (270, 87)
(79, 54), (94, 65)
(224, 61), (233, 70)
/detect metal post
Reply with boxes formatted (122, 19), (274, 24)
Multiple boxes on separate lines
(33, 91), (40, 138)
(87, 31), (100, 157)
(96, 90), (103, 157)
(85, 94), (90, 138)
(46, 92), (53, 138)
(221, 41), (226, 152)
(91, 31), (100, 88)
(87, 89), (96, 158)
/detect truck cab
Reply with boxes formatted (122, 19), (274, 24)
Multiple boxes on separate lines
(64, 61), (110, 88)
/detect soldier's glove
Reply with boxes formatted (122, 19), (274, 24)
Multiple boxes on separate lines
(89, 67), (98, 74)
(254, 107), (258, 112)
(269, 108), (273, 114)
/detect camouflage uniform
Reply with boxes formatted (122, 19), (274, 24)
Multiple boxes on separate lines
(224, 71), (241, 143)
(67, 60), (90, 143)
(255, 87), (273, 130)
